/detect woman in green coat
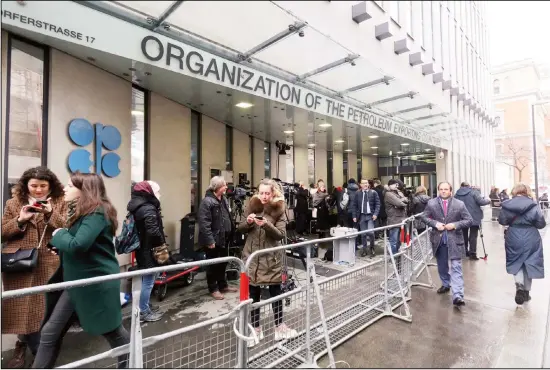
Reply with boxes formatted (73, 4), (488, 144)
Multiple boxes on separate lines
(32, 173), (129, 369)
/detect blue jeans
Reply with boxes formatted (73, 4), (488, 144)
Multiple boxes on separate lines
(435, 242), (464, 300)
(358, 214), (375, 249)
(140, 273), (158, 313)
(388, 227), (401, 255)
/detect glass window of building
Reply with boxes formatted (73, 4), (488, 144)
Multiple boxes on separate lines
(493, 79), (500, 95)
(191, 111), (201, 213)
(343, 153), (349, 181)
(388, 1), (400, 23)
(5, 38), (47, 202)
(131, 87), (146, 183)
(307, 148), (315, 185)
(264, 142), (271, 179)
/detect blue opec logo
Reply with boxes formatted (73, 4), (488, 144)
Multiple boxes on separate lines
(67, 118), (121, 178)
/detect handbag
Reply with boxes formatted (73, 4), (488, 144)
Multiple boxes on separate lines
(504, 203), (537, 236)
(1, 224), (48, 273)
(152, 244), (170, 265)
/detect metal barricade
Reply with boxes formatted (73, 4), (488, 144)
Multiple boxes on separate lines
(2, 216), (439, 369)
(2, 257), (248, 369)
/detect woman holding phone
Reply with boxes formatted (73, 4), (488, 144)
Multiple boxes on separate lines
(32, 172), (129, 368)
(1, 167), (66, 369)
(239, 178), (298, 347)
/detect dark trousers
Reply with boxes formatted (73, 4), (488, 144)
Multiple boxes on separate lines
(462, 226), (479, 255)
(249, 285), (283, 328)
(17, 332), (40, 355)
(33, 291), (129, 369)
(295, 211), (308, 234)
(337, 211), (348, 227)
(359, 214), (375, 249)
(205, 246), (228, 293)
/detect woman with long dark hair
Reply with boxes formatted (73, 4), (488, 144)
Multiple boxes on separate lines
(32, 173), (129, 368)
(2, 167), (66, 369)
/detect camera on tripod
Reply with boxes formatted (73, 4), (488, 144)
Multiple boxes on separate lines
(273, 178), (300, 208)
(226, 180), (255, 222)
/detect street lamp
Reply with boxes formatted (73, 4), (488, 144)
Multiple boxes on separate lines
(531, 99), (550, 201)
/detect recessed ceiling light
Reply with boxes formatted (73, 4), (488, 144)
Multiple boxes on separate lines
(368, 135), (379, 139)
(131, 110), (144, 116)
(401, 143), (410, 146)
(308, 143), (316, 147)
(371, 146), (378, 149)
(425, 148), (431, 151)
(319, 123), (332, 128)
(335, 139), (345, 143)
(235, 102), (253, 108)
(344, 149), (352, 152)
(373, 153), (378, 156)
(264, 147), (267, 150)
(397, 151), (404, 154)
(284, 130), (294, 134)
(122, 73), (130, 77)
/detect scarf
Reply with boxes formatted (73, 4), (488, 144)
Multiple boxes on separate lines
(66, 198), (79, 228)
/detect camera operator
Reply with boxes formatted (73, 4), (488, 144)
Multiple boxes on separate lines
(295, 181), (310, 235)
(198, 176), (238, 300)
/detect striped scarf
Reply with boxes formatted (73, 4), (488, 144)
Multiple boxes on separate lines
(65, 198), (79, 228)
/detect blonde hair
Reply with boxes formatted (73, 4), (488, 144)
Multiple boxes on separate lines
(415, 185), (427, 195)
(511, 182), (532, 198)
(257, 178), (283, 199)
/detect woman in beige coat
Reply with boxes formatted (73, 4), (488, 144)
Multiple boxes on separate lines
(239, 179), (298, 347)
(1, 167), (66, 368)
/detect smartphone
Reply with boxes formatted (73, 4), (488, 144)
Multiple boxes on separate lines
(254, 216), (264, 220)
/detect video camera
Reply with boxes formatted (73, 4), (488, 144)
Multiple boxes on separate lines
(273, 178), (300, 204)
(226, 180), (254, 202)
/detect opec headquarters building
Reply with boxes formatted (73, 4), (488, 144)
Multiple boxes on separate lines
(1, 1), (496, 266)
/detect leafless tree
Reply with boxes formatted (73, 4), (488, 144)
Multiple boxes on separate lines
(496, 139), (532, 182)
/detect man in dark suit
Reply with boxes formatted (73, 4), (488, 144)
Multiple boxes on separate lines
(351, 178), (380, 257)
(420, 182), (473, 307)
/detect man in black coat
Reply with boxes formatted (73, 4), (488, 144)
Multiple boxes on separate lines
(128, 180), (166, 322)
(372, 179), (387, 238)
(198, 176), (237, 300)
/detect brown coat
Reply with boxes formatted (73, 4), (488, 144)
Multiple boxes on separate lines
(238, 195), (286, 286)
(1, 197), (66, 334)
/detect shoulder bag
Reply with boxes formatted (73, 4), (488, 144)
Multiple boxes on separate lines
(1, 224), (48, 273)
(503, 203), (537, 236)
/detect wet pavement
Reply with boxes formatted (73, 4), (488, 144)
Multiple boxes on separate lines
(2, 219), (549, 368)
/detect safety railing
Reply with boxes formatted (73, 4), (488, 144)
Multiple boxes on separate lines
(2, 216), (436, 369)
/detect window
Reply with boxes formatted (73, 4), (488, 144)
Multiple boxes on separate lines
(190, 111), (201, 213)
(131, 87), (148, 183)
(493, 79), (500, 95)
(389, 1), (400, 23)
(418, 1), (425, 46)
(4, 36), (48, 203)
(264, 142), (271, 179)
(343, 152), (349, 181)
(406, 1), (414, 36)
(307, 148), (315, 185)
(225, 125), (232, 171)
(327, 151), (333, 189)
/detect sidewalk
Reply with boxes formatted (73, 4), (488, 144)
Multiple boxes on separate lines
(319, 221), (550, 368)
(2, 221), (548, 368)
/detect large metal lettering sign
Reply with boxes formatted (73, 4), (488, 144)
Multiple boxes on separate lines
(1, 1), (446, 148)
(68, 118), (121, 177)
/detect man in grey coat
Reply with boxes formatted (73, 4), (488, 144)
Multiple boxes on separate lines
(454, 182), (490, 260)
(420, 182), (473, 307)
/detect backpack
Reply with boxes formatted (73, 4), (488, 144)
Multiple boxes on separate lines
(340, 189), (349, 210)
(115, 212), (140, 254)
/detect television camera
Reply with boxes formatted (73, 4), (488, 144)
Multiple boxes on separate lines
(273, 178), (300, 208)
(226, 180), (255, 221)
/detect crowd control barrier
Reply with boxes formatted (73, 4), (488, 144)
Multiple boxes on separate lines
(2, 217), (436, 369)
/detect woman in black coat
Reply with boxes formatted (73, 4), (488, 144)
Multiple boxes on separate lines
(127, 181), (166, 322)
(312, 180), (330, 238)
(294, 181), (310, 235)
(498, 183), (546, 305)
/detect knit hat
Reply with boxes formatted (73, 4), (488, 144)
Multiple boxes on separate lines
(388, 179), (399, 187)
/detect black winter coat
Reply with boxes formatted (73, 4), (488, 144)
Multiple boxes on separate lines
(373, 185), (387, 219)
(295, 187), (310, 213)
(197, 190), (232, 250)
(127, 190), (166, 269)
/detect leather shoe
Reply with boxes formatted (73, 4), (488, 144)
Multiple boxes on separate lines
(469, 255), (479, 261)
(437, 286), (450, 294)
(211, 291), (225, 300)
(7, 341), (27, 369)
(221, 286), (238, 293)
(453, 297), (465, 306)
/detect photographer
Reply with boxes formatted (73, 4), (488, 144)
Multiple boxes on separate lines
(295, 181), (310, 235)
(238, 179), (298, 346)
(198, 176), (237, 300)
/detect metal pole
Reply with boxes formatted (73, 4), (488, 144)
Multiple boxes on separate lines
(532, 103), (540, 201)
(305, 245), (312, 363)
(383, 231), (389, 311)
(129, 276), (143, 368)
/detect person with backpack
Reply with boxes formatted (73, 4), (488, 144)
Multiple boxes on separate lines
(126, 180), (167, 322)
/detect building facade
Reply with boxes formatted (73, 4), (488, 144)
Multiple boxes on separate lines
(492, 59), (550, 194)
(1, 1), (495, 266)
